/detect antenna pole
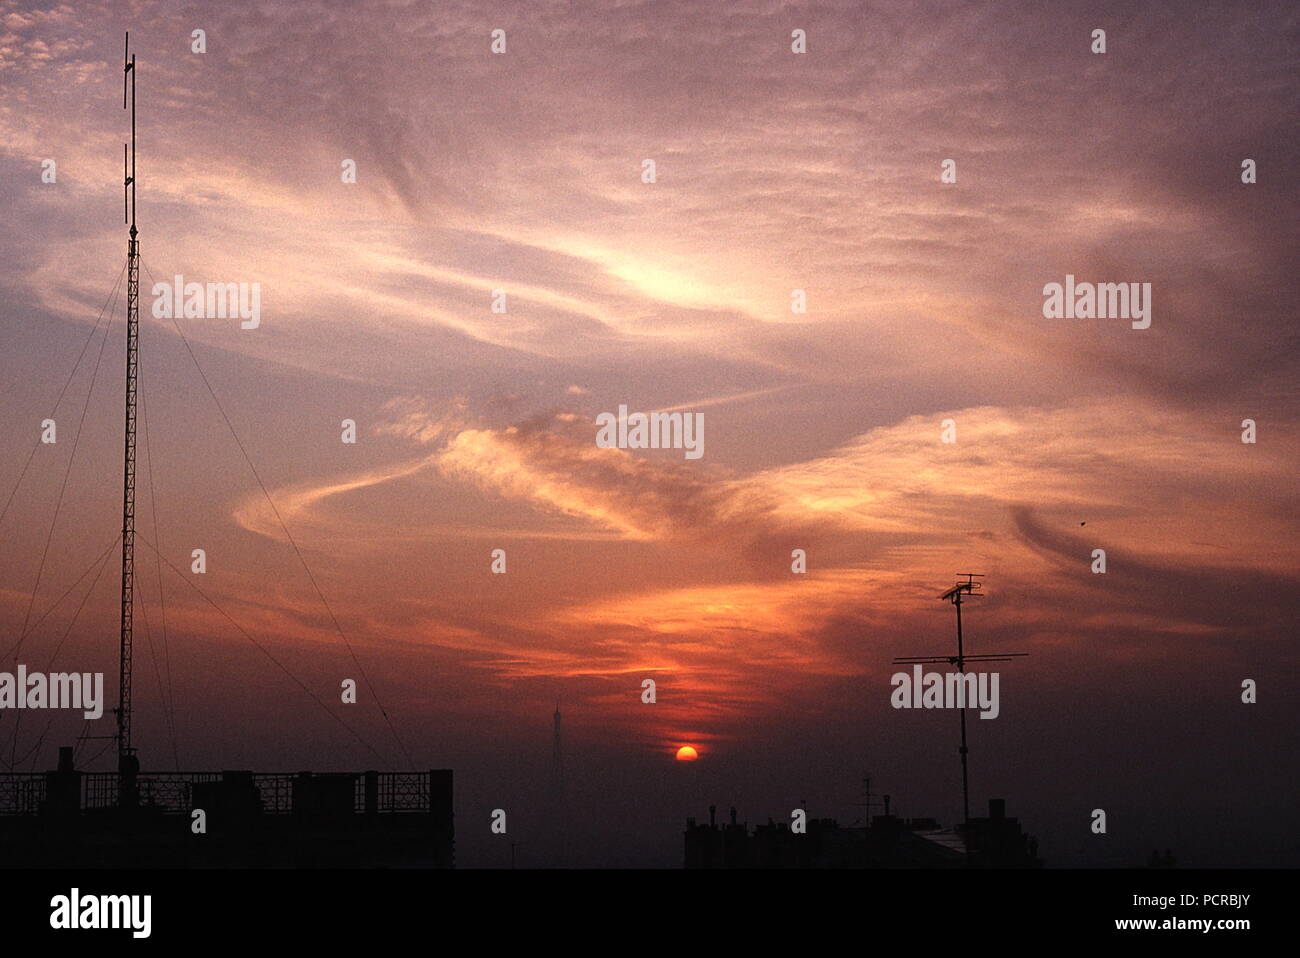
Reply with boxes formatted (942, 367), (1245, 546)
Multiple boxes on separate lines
(893, 574), (1028, 851)
(117, 31), (140, 798)
(955, 587), (969, 829)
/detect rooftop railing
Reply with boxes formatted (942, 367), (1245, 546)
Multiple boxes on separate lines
(0, 770), (438, 817)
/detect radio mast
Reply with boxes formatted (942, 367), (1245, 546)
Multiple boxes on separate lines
(116, 31), (141, 797)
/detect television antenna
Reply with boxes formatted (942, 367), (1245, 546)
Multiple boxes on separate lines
(893, 575), (1027, 832)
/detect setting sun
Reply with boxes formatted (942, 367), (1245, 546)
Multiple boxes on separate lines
(675, 746), (699, 762)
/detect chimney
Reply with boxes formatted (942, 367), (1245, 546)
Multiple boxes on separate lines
(708, 804), (716, 827)
(57, 746), (74, 773)
(989, 798), (1005, 820)
(884, 794), (891, 817)
(729, 806), (737, 826)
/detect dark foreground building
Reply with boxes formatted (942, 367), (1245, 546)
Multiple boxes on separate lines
(0, 747), (454, 868)
(685, 798), (1041, 868)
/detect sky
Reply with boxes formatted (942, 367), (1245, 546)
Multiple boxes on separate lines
(0, 0), (1296, 868)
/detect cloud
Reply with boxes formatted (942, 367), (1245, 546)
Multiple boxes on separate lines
(2, 0), (1296, 813)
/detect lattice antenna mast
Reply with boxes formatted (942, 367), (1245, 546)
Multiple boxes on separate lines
(116, 30), (140, 781)
(893, 575), (1027, 833)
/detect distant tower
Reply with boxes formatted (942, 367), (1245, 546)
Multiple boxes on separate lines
(552, 702), (563, 792)
(551, 702), (567, 866)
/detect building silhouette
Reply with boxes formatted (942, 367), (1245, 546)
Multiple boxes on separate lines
(0, 746), (454, 867)
(685, 798), (1042, 868)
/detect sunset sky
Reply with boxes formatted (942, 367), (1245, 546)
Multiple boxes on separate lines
(0, 0), (1296, 867)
